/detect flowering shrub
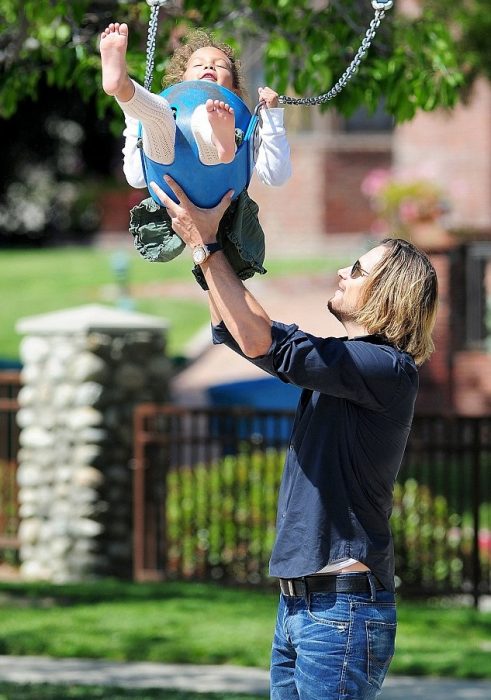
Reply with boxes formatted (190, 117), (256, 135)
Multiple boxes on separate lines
(361, 168), (450, 237)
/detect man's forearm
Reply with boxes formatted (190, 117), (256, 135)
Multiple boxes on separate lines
(202, 252), (273, 358)
(146, 177), (272, 357)
(207, 292), (223, 327)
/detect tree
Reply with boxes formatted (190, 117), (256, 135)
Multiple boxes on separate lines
(0, 0), (486, 124)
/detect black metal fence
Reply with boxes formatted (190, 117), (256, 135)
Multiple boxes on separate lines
(394, 416), (491, 604)
(1, 385), (490, 602)
(133, 405), (491, 604)
(0, 371), (21, 555)
(133, 405), (292, 584)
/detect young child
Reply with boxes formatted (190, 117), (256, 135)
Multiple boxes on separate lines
(99, 22), (291, 286)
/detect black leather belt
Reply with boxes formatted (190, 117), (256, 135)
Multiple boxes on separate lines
(279, 573), (383, 597)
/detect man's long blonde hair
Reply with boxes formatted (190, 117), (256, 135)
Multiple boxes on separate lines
(162, 29), (245, 96)
(354, 238), (438, 365)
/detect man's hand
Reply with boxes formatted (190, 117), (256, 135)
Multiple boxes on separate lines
(150, 177), (234, 247)
(151, 178), (272, 358)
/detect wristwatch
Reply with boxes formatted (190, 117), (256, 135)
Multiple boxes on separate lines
(192, 242), (222, 265)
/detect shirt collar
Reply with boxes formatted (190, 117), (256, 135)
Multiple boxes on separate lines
(344, 333), (393, 347)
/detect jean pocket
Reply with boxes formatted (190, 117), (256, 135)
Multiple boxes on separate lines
(307, 594), (350, 632)
(366, 621), (397, 689)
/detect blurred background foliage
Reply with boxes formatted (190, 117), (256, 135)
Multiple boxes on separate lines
(2, 0), (488, 122)
(0, 0), (489, 244)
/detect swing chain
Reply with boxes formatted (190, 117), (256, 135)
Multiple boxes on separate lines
(142, 0), (392, 104)
(278, 1), (393, 106)
(144, 1), (168, 91)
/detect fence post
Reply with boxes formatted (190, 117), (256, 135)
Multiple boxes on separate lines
(471, 418), (482, 608)
(133, 404), (150, 581)
(0, 371), (21, 552)
(15, 304), (171, 582)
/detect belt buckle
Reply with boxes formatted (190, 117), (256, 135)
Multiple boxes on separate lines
(281, 577), (307, 597)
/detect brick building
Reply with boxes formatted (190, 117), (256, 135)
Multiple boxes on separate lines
(395, 78), (491, 415)
(249, 77), (491, 416)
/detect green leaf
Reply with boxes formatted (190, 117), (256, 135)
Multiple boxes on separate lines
(267, 35), (290, 60)
(0, 0), (488, 123)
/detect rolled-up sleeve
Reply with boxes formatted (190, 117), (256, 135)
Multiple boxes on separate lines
(212, 321), (243, 353)
(212, 321), (415, 411)
(210, 320), (288, 379)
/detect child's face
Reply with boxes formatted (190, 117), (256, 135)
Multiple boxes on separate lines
(183, 47), (236, 92)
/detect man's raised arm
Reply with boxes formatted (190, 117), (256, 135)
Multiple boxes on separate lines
(150, 177), (273, 358)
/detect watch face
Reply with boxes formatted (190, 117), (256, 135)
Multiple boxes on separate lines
(193, 246), (207, 264)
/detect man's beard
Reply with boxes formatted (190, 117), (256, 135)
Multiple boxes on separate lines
(327, 298), (357, 324)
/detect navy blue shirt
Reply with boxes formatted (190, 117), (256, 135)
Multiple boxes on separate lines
(212, 320), (419, 592)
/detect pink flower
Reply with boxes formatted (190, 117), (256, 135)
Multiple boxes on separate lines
(398, 200), (420, 223)
(361, 169), (391, 198)
(479, 529), (491, 557)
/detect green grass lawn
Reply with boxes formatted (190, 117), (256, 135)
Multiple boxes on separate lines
(0, 579), (490, 679)
(0, 580), (274, 667)
(0, 247), (206, 361)
(0, 247), (338, 361)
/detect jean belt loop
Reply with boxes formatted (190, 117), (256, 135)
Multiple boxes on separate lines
(367, 572), (377, 602)
(301, 576), (309, 603)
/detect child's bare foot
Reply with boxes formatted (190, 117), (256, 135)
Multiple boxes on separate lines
(100, 22), (134, 101)
(206, 99), (236, 164)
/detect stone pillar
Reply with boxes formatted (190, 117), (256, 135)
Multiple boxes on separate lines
(15, 304), (171, 582)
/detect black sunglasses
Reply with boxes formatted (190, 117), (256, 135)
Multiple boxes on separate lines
(350, 260), (370, 279)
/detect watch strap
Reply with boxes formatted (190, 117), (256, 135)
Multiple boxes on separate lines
(205, 242), (222, 255)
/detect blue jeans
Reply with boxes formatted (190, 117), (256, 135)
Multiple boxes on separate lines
(270, 584), (396, 699)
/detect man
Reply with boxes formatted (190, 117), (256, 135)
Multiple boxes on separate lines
(151, 176), (438, 700)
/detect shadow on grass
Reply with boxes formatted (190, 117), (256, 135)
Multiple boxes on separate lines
(0, 579), (274, 608)
(0, 683), (265, 700)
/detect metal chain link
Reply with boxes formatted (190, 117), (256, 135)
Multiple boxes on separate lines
(278, 1), (393, 106)
(142, 0), (392, 104)
(144, 1), (168, 91)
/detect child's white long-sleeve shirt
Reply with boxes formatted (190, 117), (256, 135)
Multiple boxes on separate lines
(122, 107), (292, 190)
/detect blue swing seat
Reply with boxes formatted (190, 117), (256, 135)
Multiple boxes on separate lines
(139, 80), (259, 209)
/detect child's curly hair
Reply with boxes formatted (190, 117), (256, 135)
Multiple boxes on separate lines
(162, 29), (246, 96)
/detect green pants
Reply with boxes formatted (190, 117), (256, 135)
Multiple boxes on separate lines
(129, 190), (266, 290)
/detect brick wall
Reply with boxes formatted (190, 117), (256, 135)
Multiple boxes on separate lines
(248, 133), (331, 255)
(248, 132), (392, 255)
(416, 251), (453, 414)
(393, 78), (491, 232)
(452, 352), (491, 415)
(415, 246), (491, 416)
(322, 145), (391, 234)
